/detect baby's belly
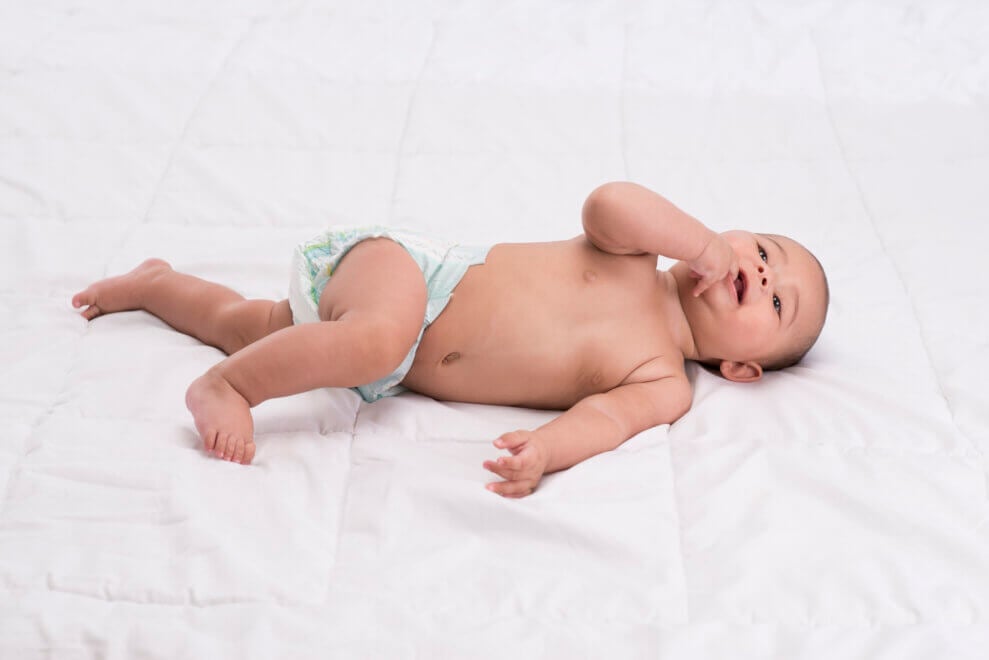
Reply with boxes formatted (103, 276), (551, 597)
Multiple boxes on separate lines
(403, 322), (604, 410)
(400, 244), (662, 409)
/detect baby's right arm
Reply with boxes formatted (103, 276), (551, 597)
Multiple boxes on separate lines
(482, 374), (692, 498)
(582, 181), (738, 295)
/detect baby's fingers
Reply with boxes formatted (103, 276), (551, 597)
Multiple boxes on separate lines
(482, 456), (523, 479)
(493, 432), (527, 451)
(497, 454), (524, 470)
(692, 275), (719, 297)
(485, 479), (535, 498)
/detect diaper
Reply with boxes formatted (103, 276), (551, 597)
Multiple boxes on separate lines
(288, 224), (490, 403)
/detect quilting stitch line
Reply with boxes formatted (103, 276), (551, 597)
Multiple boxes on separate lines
(387, 21), (438, 223)
(808, 29), (988, 504)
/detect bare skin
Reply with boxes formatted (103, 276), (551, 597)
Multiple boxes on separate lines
(72, 238), (433, 467)
(71, 238), (684, 469)
(403, 237), (685, 408)
(72, 183), (828, 497)
(71, 258), (287, 464)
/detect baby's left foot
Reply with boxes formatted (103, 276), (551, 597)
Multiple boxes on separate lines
(71, 258), (172, 321)
(185, 369), (257, 464)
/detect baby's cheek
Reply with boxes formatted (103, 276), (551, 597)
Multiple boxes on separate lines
(733, 312), (775, 346)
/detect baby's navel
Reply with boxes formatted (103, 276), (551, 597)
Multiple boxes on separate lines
(441, 351), (461, 365)
(583, 269), (597, 283)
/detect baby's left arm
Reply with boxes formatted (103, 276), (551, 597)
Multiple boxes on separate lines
(582, 181), (712, 259)
(582, 181), (738, 295)
(483, 376), (692, 498)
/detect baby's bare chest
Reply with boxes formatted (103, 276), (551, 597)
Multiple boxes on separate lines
(402, 239), (681, 408)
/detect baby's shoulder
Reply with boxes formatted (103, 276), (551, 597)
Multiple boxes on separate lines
(605, 355), (693, 426)
(618, 352), (687, 389)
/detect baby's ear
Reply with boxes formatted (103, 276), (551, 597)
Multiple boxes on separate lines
(719, 360), (763, 383)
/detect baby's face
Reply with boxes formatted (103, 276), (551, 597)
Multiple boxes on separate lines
(678, 231), (827, 369)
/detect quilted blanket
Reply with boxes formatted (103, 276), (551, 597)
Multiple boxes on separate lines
(2, 0), (987, 657)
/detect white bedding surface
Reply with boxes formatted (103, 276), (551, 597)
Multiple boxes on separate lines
(2, 1), (988, 657)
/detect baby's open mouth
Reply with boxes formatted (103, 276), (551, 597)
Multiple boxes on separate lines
(734, 271), (745, 304)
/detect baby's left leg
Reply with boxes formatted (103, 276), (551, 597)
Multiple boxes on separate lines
(72, 259), (293, 354)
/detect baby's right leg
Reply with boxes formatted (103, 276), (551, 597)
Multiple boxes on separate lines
(185, 237), (428, 464)
(72, 260), (292, 355)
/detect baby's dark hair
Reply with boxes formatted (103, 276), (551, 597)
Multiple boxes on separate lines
(762, 329), (821, 372)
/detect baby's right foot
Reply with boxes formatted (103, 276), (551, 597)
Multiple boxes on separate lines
(71, 258), (172, 320)
(185, 369), (257, 464)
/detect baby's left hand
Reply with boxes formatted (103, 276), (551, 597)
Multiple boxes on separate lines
(688, 233), (739, 297)
(483, 430), (549, 498)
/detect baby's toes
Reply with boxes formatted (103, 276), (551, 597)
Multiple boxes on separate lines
(230, 437), (247, 464)
(213, 432), (231, 459)
(231, 437), (256, 464)
(220, 434), (249, 463)
(71, 290), (102, 319)
(241, 440), (256, 465)
(222, 435), (240, 461)
(81, 304), (103, 321)
(201, 428), (219, 455)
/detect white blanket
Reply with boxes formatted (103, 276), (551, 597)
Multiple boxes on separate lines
(2, 1), (988, 657)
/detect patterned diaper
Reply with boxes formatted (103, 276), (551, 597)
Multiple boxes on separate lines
(288, 224), (490, 403)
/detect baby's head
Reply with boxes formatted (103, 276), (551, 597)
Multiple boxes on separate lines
(673, 231), (829, 381)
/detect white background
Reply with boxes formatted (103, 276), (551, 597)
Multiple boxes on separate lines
(1, 1), (988, 657)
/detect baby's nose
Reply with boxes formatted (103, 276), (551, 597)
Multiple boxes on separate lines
(756, 263), (773, 288)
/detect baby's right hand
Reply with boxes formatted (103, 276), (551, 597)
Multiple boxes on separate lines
(483, 430), (550, 498)
(687, 233), (739, 297)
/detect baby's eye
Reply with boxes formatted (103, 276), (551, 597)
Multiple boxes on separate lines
(773, 295), (781, 316)
(758, 245), (768, 262)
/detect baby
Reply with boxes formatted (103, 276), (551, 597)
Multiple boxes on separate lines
(72, 182), (829, 498)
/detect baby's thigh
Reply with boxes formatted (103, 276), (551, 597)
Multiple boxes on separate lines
(317, 238), (427, 340)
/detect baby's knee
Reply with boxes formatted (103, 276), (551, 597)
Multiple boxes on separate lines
(346, 317), (418, 379)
